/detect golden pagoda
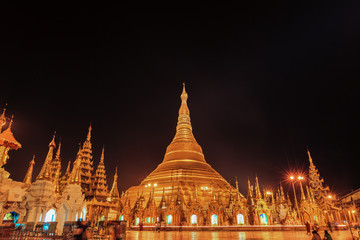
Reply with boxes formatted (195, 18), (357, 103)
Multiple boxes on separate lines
(125, 84), (235, 203)
(122, 84), (246, 226)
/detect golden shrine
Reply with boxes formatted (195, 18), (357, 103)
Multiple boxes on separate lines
(120, 84), (273, 226)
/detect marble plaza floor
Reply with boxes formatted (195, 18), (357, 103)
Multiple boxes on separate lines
(126, 230), (358, 240)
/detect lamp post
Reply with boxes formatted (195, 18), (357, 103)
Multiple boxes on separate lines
(290, 175), (302, 224)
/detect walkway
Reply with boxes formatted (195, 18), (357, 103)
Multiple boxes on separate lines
(126, 230), (358, 240)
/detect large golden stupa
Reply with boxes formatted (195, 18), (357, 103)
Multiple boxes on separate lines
(125, 84), (237, 207)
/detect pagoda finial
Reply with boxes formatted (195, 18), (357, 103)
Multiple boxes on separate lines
(235, 176), (239, 191)
(109, 167), (120, 198)
(163, 83), (206, 163)
(37, 133), (56, 181)
(306, 146), (313, 164)
(92, 144), (108, 199)
(247, 178), (253, 199)
(69, 154), (82, 184)
(55, 138), (61, 158)
(23, 155), (35, 184)
(100, 145), (105, 164)
(179, 82), (189, 115)
(280, 182), (285, 202)
(255, 175), (262, 199)
(87, 123), (92, 141)
(50, 131), (56, 147)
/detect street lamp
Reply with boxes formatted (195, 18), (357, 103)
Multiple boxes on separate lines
(289, 175), (305, 224)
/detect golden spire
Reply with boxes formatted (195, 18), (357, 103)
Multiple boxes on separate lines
(69, 152), (82, 184)
(255, 175), (262, 199)
(37, 132), (56, 181)
(65, 160), (71, 175)
(82, 124), (93, 151)
(247, 178), (253, 203)
(280, 182), (286, 202)
(100, 145), (105, 164)
(23, 155), (35, 184)
(55, 139), (61, 159)
(87, 123), (92, 141)
(109, 167), (120, 198)
(92, 145), (108, 198)
(307, 147), (313, 165)
(163, 83), (205, 163)
(52, 140), (62, 193)
(235, 176), (239, 191)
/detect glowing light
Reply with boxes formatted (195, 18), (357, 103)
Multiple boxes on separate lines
(82, 207), (87, 221)
(167, 215), (172, 225)
(148, 183), (151, 186)
(154, 183), (157, 187)
(352, 210), (356, 213)
(290, 176), (294, 180)
(260, 214), (268, 225)
(237, 214), (244, 225)
(328, 195), (332, 199)
(211, 214), (218, 225)
(298, 176), (304, 180)
(44, 209), (56, 222)
(191, 215), (197, 224)
(136, 217), (139, 226)
(120, 215), (124, 221)
(266, 191), (272, 195)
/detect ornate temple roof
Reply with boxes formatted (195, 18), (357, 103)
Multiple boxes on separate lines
(0, 116), (22, 150)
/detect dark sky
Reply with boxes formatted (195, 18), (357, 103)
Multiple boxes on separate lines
(1, 3), (359, 197)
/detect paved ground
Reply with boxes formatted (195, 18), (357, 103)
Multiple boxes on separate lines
(126, 230), (359, 240)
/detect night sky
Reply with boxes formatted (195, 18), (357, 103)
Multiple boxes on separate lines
(1, 3), (359, 197)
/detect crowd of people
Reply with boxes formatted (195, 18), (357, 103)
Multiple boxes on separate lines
(305, 220), (333, 240)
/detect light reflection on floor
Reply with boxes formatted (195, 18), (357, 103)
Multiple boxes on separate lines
(126, 230), (355, 240)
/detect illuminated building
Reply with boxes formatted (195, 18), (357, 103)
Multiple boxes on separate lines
(0, 107), (120, 234)
(121, 84), (270, 226)
(306, 148), (342, 224)
(0, 87), (353, 232)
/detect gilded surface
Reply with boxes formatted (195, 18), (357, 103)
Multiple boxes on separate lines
(125, 84), (235, 207)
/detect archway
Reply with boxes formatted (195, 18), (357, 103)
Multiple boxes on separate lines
(260, 213), (268, 225)
(166, 215), (172, 225)
(191, 214), (197, 225)
(237, 213), (244, 225)
(211, 214), (218, 225)
(44, 209), (56, 222)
